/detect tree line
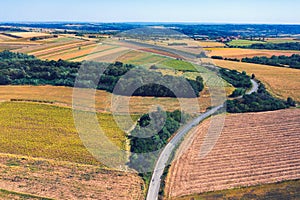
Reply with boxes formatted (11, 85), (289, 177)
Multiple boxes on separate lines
(242, 54), (300, 69)
(0, 51), (204, 98)
(229, 42), (300, 51)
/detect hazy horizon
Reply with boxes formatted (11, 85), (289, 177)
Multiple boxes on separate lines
(1, 0), (300, 24)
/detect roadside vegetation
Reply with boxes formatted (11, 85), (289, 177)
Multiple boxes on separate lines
(128, 109), (189, 172)
(226, 83), (295, 113)
(219, 68), (252, 97)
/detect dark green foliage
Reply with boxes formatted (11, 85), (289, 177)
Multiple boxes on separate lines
(240, 42), (300, 51)
(230, 88), (246, 97)
(0, 51), (204, 98)
(224, 58), (240, 62)
(226, 84), (289, 113)
(287, 97), (296, 107)
(128, 110), (189, 171)
(242, 54), (300, 69)
(114, 69), (204, 98)
(219, 68), (252, 89)
(211, 56), (224, 60)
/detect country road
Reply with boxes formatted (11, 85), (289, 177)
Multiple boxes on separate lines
(146, 105), (224, 200)
(146, 78), (259, 200)
(113, 39), (260, 200)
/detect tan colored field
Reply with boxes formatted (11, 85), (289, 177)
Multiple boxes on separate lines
(214, 59), (300, 102)
(7, 32), (51, 38)
(0, 33), (16, 41)
(0, 85), (213, 114)
(165, 108), (300, 198)
(207, 47), (300, 59)
(0, 153), (143, 200)
(197, 41), (226, 48)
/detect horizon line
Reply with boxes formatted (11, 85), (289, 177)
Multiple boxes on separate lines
(1, 21), (300, 25)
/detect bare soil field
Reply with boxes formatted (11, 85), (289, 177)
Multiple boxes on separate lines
(207, 47), (300, 59)
(0, 153), (143, 200)
(214, 59), (300, 102)
(165, 109), (300, 198)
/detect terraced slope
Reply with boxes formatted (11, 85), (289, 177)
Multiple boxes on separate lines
(165, 109), (300, 198)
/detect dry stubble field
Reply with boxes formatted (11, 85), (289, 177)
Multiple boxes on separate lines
(165, 108), (300, 199)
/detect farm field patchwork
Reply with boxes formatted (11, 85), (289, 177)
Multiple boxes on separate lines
(165, 108), (300, 198)
(214, 59), (300, 102)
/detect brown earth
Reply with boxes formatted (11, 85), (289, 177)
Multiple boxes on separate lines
(165, 109), (300, 198)
(0, 153), (143, 200)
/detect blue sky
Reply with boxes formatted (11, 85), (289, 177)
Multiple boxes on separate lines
(1, 0), (299, 24)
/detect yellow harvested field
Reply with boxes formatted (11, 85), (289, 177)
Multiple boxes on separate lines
(214, 60), (300, 101)
(166, 109), (300, 198)
(0, 33), (15, 41)
(207, 47), (300, 59)
(7, 32), (50, 38)
(0, 85), (213, 114)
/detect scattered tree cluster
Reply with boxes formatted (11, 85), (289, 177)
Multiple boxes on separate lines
(242, 54), (300, 69)
(226, 84), (295, 113)
(128, 109), (189, 172)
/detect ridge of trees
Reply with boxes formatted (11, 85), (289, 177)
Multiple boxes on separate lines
(0, 51), (204, 98)
(229, 42), (300, 51)
(242, 54), (300, 69)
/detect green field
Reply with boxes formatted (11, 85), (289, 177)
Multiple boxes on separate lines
(161, 59), (198, 72)
(227, 39), (266, 46)
(0, 102), (134, 165)
(176, 179), (300, 200)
